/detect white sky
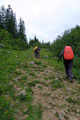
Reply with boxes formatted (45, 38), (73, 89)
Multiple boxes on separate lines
(1, 0), (80, 43)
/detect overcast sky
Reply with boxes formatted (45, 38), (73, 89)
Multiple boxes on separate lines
(1, 0), (80, 43)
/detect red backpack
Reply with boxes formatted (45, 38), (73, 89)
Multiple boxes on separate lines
(64, 46), (74, 60)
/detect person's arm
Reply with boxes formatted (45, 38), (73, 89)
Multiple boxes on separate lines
(58, 50), (64, 62)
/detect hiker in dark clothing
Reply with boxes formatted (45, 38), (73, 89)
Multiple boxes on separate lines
(58, 46), (74, 83)
(35, 47), (40, 58)
(34, 46), (40, 58)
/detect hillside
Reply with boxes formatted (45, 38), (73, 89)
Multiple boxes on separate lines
(0, 48), (80, 120)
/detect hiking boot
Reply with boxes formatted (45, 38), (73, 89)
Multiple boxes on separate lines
(70, 80), (73, 83)
(65, 75), (69, 80)
(65, 74), (69, 78)
(70, 78), (73, 83)
(65, 76), (69, 79)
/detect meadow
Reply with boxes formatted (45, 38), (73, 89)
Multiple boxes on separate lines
(0, 48), (80, 120)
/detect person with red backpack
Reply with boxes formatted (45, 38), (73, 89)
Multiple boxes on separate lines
(58, 46), (74, 83)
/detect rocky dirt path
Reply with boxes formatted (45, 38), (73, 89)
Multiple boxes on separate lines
(12, 59), (80, 120)
(31, 64), (80, 120)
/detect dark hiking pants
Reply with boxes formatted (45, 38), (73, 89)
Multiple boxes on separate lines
(64, 59), (73, 79)
(34, 50), (39, 58)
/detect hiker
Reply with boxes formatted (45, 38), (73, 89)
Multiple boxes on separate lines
(58, 46), (74, 83)
(33, 46), (40, 58)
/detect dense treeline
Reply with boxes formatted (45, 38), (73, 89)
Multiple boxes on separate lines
(29, 35), (42, 48)
(0, 5), (53, 50)
(50, 25), (80, 57)
(29, 25), (80, 56)
(0, 5), (80, 53)
(0, 5), (28, 50)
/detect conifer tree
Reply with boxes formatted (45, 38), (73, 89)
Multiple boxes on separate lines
(0, 6), (6, 29)
(18, 18), (28, 49)
(5, 5), (17, 38)
(18, 18), (26, 40)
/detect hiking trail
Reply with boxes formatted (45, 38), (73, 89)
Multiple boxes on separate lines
(11, 57), (80, 120)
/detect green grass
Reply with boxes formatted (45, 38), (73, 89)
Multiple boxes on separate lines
(0, 47), (80, 119)
(45, 76), (55, 80)
(20, 75), (28, 80)
(38, 85), (43, 90)
(34, 60), (42, 65)
(28, 80), (38, 87)
(26, 104), (42, 120)
(46, 56), (64, 72)
(0, 96), (15, 120)
(18, 86), (42, 120)
(28, 80), (47, 87)
(15, 71), (22, 75)
(0, 48), (34, 119)
(51, 80), (64, 88)
(18, 87), (33, 103)
(28, 72), (37, 77)
(66, 97), (78, 105)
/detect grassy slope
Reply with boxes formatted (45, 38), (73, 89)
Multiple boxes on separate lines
(0, 48), (80, 120)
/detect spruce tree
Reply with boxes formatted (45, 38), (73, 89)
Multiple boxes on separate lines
(18, 18), (26, 40)
(5, 5), (17, 38)
(0, 6), (6, 29)
(18, 18), (28, 49)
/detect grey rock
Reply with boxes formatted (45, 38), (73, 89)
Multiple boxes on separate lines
(13, 78), (19, 82)
(7, 51), (11, 54)
(76, 113), (80, 117)
(76, 110), (80, 113)
(45, 55), (48, 58)
(19, 90), (26, 96)
(55, 77), (59, 80)
(28, 61), (35, 65)
(21, 62), (25, 66)
(16, 55), (18, 57)
(63, 109), (68, 113)
(0, 44), (5, 48)
(57, 112), (65, 120)
(0, 50), (2, 53)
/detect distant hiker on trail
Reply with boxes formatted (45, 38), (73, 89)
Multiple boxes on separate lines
(33, 46), (40, 58)
(58, 46), (74, 83)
